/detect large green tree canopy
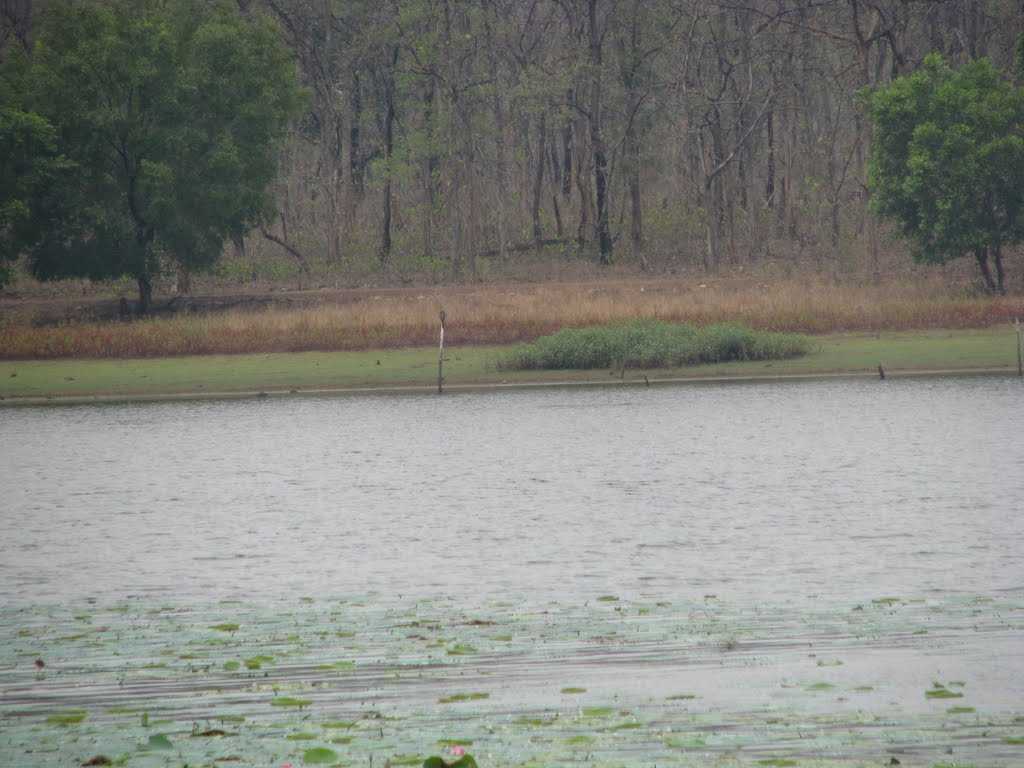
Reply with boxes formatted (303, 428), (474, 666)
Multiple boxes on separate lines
(867, 53), (1024, 293)
(1, 0), (302, 310)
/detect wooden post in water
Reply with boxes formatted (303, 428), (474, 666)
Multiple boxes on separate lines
(1016, 319), (1023, 378)
(437, 309), (446, 394)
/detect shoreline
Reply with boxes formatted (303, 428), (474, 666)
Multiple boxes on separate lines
(1, 327), (1020, 404)
(1, 365), (1017, 407)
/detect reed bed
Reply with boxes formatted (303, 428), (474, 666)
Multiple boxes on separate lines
(2, 279), (1022, 359)
(503, 321), (811, 370)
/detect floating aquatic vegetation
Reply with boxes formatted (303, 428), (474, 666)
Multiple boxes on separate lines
(271, 697), (313, 708)
(143, 733), (173, 750)
(565, 735), (595, 746)
(390, 755), (425, 766)
(438, 693), (489, 704)
(514, 716), (557, 727)
(302, 746), (339, 764)
(423, 754), (478, 768)
(46, 710), (87, 725)
(2, 594), (1020, 768)
(805, 682), (835, 692)
(316, 660), (355, 670)
(607, 721), (643, 731)
(210, 623), (240, 632)
(926, 686), (963, 699)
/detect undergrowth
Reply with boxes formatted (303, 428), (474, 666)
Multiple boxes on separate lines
(501, 321), (811, 370)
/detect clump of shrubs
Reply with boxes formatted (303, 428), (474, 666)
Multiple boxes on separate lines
(502, 320), (811, 370)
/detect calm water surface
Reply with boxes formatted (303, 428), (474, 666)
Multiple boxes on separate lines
(3, 376), (1022, 606)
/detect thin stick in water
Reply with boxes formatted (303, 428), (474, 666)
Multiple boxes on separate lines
(1016, 319), (1022, 378)
(438, 309), (446, 394)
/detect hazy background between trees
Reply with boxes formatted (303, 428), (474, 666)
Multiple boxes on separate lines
(3, 0), (1023, 294)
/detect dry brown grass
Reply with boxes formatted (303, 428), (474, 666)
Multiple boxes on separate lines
(2, 277), (1022, 359)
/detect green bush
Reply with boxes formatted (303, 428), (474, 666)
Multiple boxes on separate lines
(502, 320), (810, 370)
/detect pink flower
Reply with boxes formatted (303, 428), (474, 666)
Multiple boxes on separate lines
(282, 763), (294, 768)
(449, 746), (466, 757)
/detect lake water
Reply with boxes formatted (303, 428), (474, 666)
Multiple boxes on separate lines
(2, 377), (1023, 767)
(2, 376), (1023, 606)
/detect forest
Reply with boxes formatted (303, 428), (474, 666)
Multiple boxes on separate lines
(2, 0), (1023, 293)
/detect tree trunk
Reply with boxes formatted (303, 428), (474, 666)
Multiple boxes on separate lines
(975, 247), (997, 293)
(137, 274), (152, 316)
(484, 8), (509, 261)
(532, 111), (547, 247)
(422, 79), (437, 262)
(349, 70), (364, 199)
(379, 49), (398, 266)
(588, 0), (612, 265)
(765, 107), (775, 209)
(552, 194), (564, 238)
(575, 115), (592, 247)
(175, 263), (192, 295)
(993, 242), (1006, 294)
(562, 89), (573, 197)
(628, 129), (644, 269)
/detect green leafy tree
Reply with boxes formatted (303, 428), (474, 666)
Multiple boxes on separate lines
(4, 0), (302, 311)
(867, 53), (1024, 293)
(0, 55), (70, 288)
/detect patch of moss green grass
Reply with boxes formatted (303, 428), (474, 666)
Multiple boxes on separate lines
(0, 327), (1017, 401)
(503, 321), (811, 370)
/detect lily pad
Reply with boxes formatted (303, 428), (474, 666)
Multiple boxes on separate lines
(565, 735), (595, 745)
(303, 747), (339, 765)
(144, 733), (173, 750)
(561, 687), (587, 694)
(47, 710), (87, 725)
(210, 623), (240, 632)
(271, 696), (312, 708)
(438, 692), (489, 704)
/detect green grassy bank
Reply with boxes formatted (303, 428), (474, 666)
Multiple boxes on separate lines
(0, 327), (1020, 402)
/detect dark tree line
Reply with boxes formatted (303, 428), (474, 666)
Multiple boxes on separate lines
(4, 0), (1024, 284)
